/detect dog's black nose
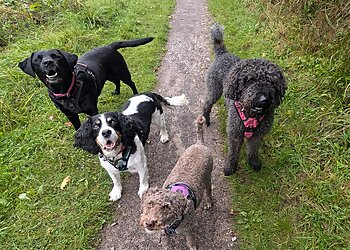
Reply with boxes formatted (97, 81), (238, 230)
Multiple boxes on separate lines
(102, 129), (112, 138)
(259, 95), (267, 104)
(145, 220), (157, 229)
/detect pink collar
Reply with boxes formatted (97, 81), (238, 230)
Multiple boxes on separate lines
(50, 72), (76, 98)
(234, 101), (264, 138)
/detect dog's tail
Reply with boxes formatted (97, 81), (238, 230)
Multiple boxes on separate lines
(152, 93), (189, 107)
(210, 23), (228, 56)
(110, 37), (154, 50)
(195, 115), (206, 145)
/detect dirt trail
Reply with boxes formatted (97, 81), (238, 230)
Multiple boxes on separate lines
(98, 0), (236, 249)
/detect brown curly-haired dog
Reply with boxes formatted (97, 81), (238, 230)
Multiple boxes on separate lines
(140, 115), (213, 250)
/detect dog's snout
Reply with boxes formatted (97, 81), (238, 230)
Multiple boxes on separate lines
(145, 219), (157, 229)
(102, 129), (112, 138)
(42, 59), (54, 67)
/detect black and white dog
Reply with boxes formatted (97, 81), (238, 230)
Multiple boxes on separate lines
(74, 92), (188, 201)
(18, 37), (153, 130)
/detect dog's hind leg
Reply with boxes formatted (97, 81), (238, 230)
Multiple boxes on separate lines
(204, 173), (213, 209)
(152, 110), (169, 143)
(202, 78), (223, 126)
(137, 155), (149, 198)
(137, 168), (149, 198)
(246, 136), (263, 171)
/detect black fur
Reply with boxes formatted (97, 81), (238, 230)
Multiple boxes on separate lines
(202, 23), (287, 175)
(18, 37), (154, 130)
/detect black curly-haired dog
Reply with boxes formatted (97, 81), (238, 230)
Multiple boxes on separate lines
(202, 23), (287, 176)
(18, 37), (153, 130)
(74, 92), (188, 201)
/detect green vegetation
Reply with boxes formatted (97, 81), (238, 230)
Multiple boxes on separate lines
(0, 0), (174, 248)
(209, 0), (349, 248)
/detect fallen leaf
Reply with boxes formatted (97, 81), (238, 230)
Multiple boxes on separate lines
(18, 193), (30, 200)
(60, 176), (71, 190)
(65, 122), (73, 127)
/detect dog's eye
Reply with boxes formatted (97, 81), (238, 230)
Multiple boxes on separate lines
(107, 118), (117, 126)
(50, 54), (60, 59)
(162, 204), (170, 210)
(34, 55), (42, 63)
(93, 121), (101, 130)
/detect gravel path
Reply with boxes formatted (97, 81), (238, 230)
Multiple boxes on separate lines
(98, 0), (236, 249)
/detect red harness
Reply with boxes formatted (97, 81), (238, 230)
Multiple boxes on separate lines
(234, 101), (264, 138)
(49, 72), (77, 98)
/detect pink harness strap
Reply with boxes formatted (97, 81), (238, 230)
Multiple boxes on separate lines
(234, 101), (264, 138)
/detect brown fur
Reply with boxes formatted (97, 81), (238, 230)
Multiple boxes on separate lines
(140, 115), (213, 250)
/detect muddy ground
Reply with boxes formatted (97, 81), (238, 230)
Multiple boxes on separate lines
(98, 0), (237, 249)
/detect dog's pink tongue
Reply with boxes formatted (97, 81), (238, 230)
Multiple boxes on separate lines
(105, 141), (115, 150)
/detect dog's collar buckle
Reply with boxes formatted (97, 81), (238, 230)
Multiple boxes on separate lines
(99, 146), (131, 171)
(234, 101), (265, 138)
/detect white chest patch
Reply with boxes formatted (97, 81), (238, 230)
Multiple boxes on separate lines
(122, 95), (153, 116)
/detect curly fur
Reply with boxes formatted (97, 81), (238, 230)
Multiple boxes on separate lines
(140, 115), (213, 250)
(202, 23), (287, 175)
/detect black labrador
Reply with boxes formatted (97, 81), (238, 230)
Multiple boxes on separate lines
(18, 37), (154, 130)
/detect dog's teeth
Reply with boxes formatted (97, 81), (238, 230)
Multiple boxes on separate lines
(46, 73), (57, 78)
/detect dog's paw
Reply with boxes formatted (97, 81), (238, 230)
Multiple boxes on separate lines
(204, 203), (213, 210)
(160, 133), (169, 143)
(138, 184), (149, 199)
(223, 162), (237, 176)
(109, 189), (122, 201)
(249, 157), (262, 171)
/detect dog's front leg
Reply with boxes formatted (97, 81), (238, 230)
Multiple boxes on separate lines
(224, 108), (244, 176)
(101, 160), (122, 201)
(184, 229), (197, 250)
(108, 172), (122, 201)
(60, 109), (80, 130)
(246, 136), (263, 171)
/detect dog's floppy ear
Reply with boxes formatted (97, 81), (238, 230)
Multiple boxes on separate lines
(271, 69), (287, 107)
(74, 117), (101, 155)
(18, 53), (36, 77)
(112, 112), (141, 148)
(58, 50), (78, 72)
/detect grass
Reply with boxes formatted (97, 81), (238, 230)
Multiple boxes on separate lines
(0, 0), (174, 249)
(208, 0), (350, 249)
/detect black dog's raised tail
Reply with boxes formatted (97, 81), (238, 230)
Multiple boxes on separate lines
(195, 115), (206, 145)
(210, 23), (228, 56)
(110, 37), (154, 50)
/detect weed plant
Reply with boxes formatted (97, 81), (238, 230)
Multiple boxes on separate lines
(0, 0), (174, 248)
(209, 0), (349, 248)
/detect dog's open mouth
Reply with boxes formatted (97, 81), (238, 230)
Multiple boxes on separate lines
(46, 70), (58, 80)
(103, 140), (117, 150)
